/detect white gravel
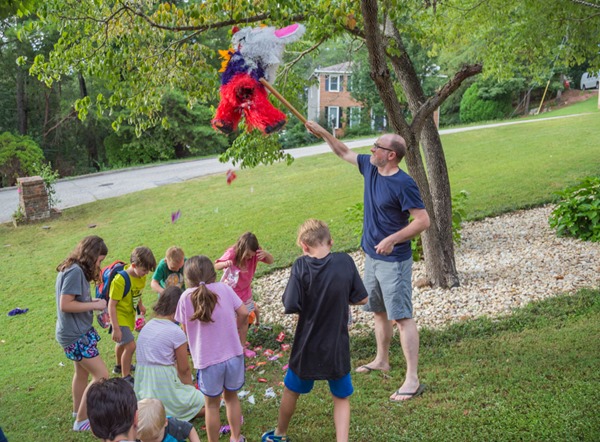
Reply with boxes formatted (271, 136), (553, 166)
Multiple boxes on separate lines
(253, 205), (600, 333)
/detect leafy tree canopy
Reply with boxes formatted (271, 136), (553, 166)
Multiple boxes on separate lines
(21, 0), (600, 158)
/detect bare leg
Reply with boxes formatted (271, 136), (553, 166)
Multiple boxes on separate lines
(274, 387), (300, 436)
(356, 312), (392, 372)
(390, 318), (420, 401)
(223, 389), (242, 441)
(120, 341), (136, 377)
(115, 343), (124, 368)
(72, 361), (89, 415)
(74, 356), (109, 422)
(204, 395), (221, 442)
(332, 395), (350, 442)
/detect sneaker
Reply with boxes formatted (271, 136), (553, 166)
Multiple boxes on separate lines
(73, 419), (90, 431)
(123, 375), (135, 387)
(261, 430), (290, 441)
(112, 364), (135, 374)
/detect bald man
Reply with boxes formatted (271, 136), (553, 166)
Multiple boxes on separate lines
(306, 121), (430, 402)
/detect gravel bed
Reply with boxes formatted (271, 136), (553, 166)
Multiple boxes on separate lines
(253, 205), (600, 334)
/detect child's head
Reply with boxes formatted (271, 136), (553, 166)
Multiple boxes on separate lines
(297, 219), (332, 249)
(165, 246), (185, 272)
(130, 246), (157, 277)
(153, 285), (183, 317)
(234, 232), (260, 267)
(87, 378), (137, 441)
(184, 255), (218, 323)
(137, 398), (167, 442)
(57, 235), (108, 283)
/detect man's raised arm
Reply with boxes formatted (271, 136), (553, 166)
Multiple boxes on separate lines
(305, 121), (358, 166)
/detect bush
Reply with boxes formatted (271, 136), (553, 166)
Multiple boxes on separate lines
(0, 132), (45, 187)
(459, 83), (513, 124)
(549, 177), (600, 242)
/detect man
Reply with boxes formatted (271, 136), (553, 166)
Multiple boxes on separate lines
(306, 121), (430, 401)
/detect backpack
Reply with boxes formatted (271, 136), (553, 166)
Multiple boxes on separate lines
(95, 260), (131, 329)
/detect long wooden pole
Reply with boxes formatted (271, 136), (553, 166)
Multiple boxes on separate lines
(259, 78), (307, 124)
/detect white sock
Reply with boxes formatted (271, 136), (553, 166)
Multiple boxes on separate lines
(73, 419), (90, 431)
(72, 412), (78, 419)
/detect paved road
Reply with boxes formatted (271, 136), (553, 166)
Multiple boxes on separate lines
(0, 113), (589, 224)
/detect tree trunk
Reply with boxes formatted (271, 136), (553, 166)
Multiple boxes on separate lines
(78, 73), (99, 169)
(16, 66), (27, 135)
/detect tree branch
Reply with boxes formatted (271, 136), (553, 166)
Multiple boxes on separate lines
(411, 63), (482, 136)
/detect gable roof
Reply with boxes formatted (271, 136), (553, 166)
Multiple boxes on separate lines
(314, 61), (353, 74)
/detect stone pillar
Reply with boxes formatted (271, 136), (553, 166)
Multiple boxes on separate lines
(17, 176), (50, 221)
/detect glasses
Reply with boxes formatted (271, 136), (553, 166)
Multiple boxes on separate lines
(373, 143), (394, 152)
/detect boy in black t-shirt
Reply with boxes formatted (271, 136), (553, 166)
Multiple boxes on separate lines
(262, 219), (368, 442)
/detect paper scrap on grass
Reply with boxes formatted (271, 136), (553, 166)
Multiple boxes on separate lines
(248, 395), (256, 405)
(238, 390), (250, 398)
(265, 387), (276, 399)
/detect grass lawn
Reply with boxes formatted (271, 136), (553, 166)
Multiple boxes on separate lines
(0, 98), (598, 441)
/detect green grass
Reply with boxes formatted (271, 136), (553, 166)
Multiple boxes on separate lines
(0, 98), (598, 441)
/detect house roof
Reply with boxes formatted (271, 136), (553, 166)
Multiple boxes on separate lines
(314, 62), (353, 74)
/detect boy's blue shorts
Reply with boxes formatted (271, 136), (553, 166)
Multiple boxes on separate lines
(284, 368), (353, 399)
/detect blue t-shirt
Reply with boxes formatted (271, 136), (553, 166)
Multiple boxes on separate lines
(357, 154), (425, 262)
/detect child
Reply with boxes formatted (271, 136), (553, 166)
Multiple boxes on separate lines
(215, 232), (273, 355)
(175, 255), (249, 442)
(151, 246), (186, 296)
(135, 286), (205, 421)
(137, 398), (201, 442)
(55, 235), (110, 432)
(87, 378), (138, 442)
(108, 246), (157, 384)
(262, 219), (368, 442)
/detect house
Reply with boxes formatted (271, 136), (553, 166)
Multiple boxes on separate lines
(307, 62), (364, 135)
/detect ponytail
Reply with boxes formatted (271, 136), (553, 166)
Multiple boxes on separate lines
(183, 255), (218, 322)
(190, 283), (218, 323)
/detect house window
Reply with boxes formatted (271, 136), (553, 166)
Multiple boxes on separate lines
(325, 106), (341, 129)
(346, 75), (352, 92)
(326, 75), (341, 92)
(348, 107), (361, 127)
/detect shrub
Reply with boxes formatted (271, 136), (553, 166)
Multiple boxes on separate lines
(0, 132), (45, 187)
(549, 177), (600, 242)
(459, 83), (513, 124)
(452, 190), (469, 245)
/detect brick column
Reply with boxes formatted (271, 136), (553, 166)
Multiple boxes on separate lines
(17, 176), (50, 221)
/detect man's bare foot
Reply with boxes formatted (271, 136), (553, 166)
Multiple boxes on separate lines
(389, 383), (425, 402)
(355, 363), (390, 373)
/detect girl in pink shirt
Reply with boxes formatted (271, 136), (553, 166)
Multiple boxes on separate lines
(175, 255), (248, 442)
(215, 232), (273, 357)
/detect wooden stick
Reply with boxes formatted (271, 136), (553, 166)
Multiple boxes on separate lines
(259, 77), (307, 124)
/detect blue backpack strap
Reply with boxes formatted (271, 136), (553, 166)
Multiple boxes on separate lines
(117, 269), (132, 297)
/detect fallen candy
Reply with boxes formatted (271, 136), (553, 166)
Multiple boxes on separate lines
(282, 364), (289, 371)
(171, 209), (181, 224)
(263, 349), (274, 356)
(258, 378), (268, 383)
(281, 344), (291, 351)
(7, 308), (28, 316)
(265, 387), (276, 398)
(276, 331), (285, 342)
(245, 365), (256, 371)
(256, 361), (267, 367)
(226, 169), (237, 185)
